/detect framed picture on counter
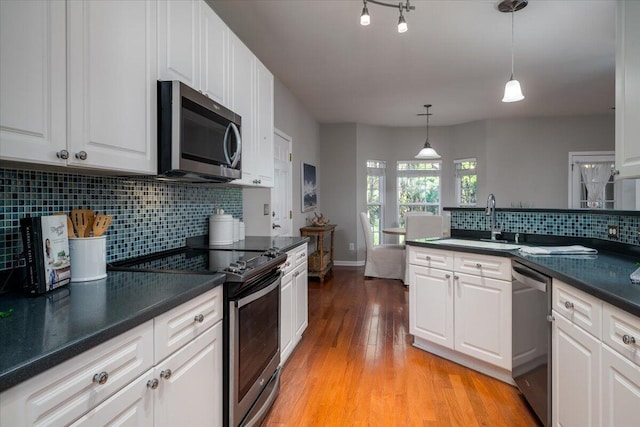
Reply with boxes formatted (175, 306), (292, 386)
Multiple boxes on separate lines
(301, 162), (317, 212)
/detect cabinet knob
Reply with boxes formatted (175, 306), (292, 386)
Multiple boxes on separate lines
(453, 275), (459, 280)
(56, 149), (69, 160)
(92, 371), (109, 385)
(75, 151), (88, 160)
(476, 263), (482, 269)
(622, 334), (636, 345)
(445, 274), (451, 279)
(194, 314), (205, 323)
(425, 256), (431, 261)
(160, 369), (173, 380)
(147, 378), (159, 390)
(546, 315), (555, 323)
(612, 169), (620, 176)
(564, 301), (574, 309)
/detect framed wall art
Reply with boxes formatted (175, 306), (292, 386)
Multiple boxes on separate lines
(301, 162), (317, 212)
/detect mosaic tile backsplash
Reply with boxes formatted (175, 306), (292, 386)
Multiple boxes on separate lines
(450, 209), (640, 246)
(0, 168), (242, 270)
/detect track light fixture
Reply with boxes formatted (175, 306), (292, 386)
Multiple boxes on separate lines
(359, 0), (415, 33)
(499, 0), (527, 103)
(415, 104), (441, 160)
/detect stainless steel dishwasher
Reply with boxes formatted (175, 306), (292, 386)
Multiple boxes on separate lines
(512, 261), (552, 427)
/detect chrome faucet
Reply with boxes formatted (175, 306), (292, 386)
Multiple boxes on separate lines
(486, 193), (501, 241)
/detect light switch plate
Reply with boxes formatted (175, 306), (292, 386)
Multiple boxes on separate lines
(263, 204), (270, 216)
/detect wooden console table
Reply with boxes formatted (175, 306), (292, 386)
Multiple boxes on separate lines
(300, 224), (336, 282)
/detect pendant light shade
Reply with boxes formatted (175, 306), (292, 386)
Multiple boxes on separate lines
(360, 2), (370, 26)
(414, 104), (441, 160)
(499, 0), (527, 103)
(358, 0), (414, 33)
(502, 77), (525, 102)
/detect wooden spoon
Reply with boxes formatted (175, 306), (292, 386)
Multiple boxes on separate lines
(92, 214), (112, 237)
(70, 209), (89, 238)
(83, 210), (95, 237)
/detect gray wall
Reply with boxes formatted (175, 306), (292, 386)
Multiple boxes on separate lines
(320, 113), (615, 263)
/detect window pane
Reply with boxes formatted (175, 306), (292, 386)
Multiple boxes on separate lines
(460, 175), (477, 205)
(367, 176), (381, 204)
(398, 176), (440, 204)
(367, 206), (381, 245)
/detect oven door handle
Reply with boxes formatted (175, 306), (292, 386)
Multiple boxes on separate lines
(512, 267), (547, 293)
(236, 275), (280, 309)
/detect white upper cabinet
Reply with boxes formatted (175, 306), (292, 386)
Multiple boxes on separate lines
(616, 0), (640, 178)
(254, 58), (275, 187)
(67, 0), (157, 174)
(201, 4), (229, 105)
(157, 0), (201, 89)
(1, 0), (156, 174)
(0, 0), (67, 165)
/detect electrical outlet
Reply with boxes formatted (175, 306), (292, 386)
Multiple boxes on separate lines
(607, 225), (619, 239)
(349, 243), (355, 251)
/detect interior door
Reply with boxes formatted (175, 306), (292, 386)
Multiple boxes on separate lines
(271, 129), (293, 236)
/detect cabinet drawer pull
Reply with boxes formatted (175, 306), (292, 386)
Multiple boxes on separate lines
(56, 149), (69, 160)
(475, 263), (482, 269)
(147, 378), (159, 390)
(160, 369), (173, 380)
(194, 314), (205, 323)
(564, 301), (574, 309)
(92, 371), (109, 385)
(622, 334), (636, 345)
(75, 151), (88, 160)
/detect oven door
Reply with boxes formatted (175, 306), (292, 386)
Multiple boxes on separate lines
(229, 271), (281, 427)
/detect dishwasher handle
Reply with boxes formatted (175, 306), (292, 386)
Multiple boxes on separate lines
(512, 264), (548, 293)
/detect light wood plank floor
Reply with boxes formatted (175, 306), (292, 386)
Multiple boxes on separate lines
(262, 267), (540, 427)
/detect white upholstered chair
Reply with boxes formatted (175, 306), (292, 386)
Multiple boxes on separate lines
(405, 214), (444, 241)
(360, 212), (405, 281)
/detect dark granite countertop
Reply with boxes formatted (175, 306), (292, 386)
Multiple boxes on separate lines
(186, 235), (309, 253)
(406, 238), (640, 318)
(0, 270), (225, 393)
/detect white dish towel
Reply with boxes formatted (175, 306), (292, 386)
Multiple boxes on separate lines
(519, 245), (598, 255)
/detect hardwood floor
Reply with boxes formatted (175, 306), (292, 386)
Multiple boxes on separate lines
(262, 267), (541, 427)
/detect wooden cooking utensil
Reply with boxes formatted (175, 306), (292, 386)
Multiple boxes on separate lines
(92, 214), (112, 237)
(70, 209), (89, 238)
(83, 210), (95, 237)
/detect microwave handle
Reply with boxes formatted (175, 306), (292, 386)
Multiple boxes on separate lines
(223, 122), (242, 168)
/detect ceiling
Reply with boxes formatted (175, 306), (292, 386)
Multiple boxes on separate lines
(209, 0), (616, 127)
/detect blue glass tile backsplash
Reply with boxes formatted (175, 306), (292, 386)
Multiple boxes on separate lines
(450, 209), (640, 246)
(0, 168), (242, 270)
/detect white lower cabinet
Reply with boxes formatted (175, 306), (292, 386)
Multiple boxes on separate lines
(551, 280), (640, 427)
(154, 321), (222, 427)
(601, 344), (640, 427)
(70, 370), (154, 427)
(0, 288), (223, 427)
(408, 246), (511, 377)
(280, 243), (308, 365)
(552, 310), (601, 427)
(454, 272), (511, 368)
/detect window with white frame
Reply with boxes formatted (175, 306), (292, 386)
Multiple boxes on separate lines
(454, 158), (477, 207)
(397, 160), (441, 226)
(366, 160), (386, 245)
(569, 152), (616, 209)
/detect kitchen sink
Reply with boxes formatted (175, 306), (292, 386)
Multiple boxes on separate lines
(436, 238), (522, 251)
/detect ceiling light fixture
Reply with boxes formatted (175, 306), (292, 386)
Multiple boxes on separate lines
(499, 0), (527, 103)
(415, 104), (441, 160)
(359, 0), (415, 33)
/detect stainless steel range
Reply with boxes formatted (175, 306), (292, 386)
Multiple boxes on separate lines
(110, 246), (286, 426)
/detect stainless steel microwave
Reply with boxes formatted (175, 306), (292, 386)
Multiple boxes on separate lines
(157, 81), (241, 183)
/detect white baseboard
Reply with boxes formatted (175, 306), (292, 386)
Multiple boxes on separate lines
(333, 260), (365, 267)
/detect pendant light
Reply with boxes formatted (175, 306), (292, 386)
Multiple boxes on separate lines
(359, 0), (414, 33)
(415, 104), (441, 160)
(499, 0), (527, 103)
